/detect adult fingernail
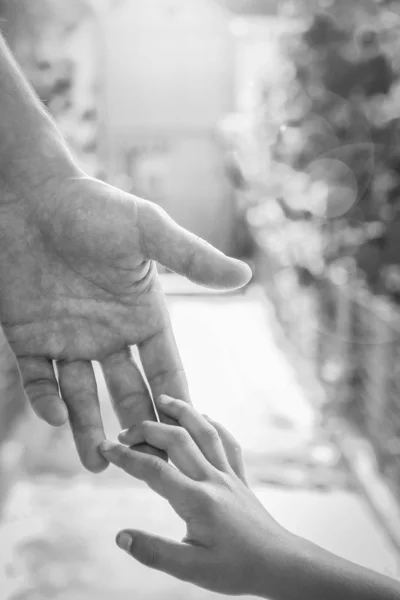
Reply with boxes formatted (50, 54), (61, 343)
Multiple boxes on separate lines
(116, 532), (132, 553)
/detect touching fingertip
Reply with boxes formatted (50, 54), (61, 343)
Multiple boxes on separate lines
(48, 411), (68, 428)
(86, 457), (109, 474)
(116, 531), (132, 553)
(80, 444), (110, 473)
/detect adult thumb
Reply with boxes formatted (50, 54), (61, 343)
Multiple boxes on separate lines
(138, 200), (252, 290)
(116, 530), (199, 581)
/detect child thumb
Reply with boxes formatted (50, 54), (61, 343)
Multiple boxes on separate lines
(116, 529), (200, 581)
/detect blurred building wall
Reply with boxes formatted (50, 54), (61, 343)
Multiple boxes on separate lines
(96, 0), (237, 253)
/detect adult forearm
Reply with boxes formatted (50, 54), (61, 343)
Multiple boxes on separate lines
(258, 535), (400, 600)
(0, 32), (80, 193)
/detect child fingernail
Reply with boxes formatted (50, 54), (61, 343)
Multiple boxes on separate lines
(99, 440), (118, 455)
(116, 532), (132, 553)
(158, 395), (172, 405)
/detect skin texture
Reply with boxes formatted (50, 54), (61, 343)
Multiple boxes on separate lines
(0, 322), (25, 443)
(1, 29), (400, 600)
(0, 33), (252, 471)
(101, 398), (400, 600)
(0, 173), (252, 472)
(101, 396), (298, 597)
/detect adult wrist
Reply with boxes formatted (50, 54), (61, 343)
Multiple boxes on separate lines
(0, 33), (83, 198)
(0, 121), (83, 201)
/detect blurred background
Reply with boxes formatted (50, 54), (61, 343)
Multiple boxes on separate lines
(1, 0), (400, 598)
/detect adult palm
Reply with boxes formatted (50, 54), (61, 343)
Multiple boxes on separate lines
(0, 174), (251, 471)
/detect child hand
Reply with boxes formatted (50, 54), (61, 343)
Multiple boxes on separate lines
(100, 396), (296, 598)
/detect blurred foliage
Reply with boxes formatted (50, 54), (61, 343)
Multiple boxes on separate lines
(235, 0), (400, 494)
(221, 0), (277, 14)
(241, 0), (400, 300)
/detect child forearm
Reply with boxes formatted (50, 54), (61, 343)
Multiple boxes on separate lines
(256, 534), (400, 600)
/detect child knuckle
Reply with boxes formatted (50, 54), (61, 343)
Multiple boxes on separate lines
(231, 442), (243, 456)
(219, 471), (237, 492)
(120, 447), (133, 470)
(203, 424), (220, 443)
(198, 485), (218, 511)
(145, 543), (160, 568)
(174, 427), (191, 446)
(151, 456), (167, 476)
(135, 538), (159, 568)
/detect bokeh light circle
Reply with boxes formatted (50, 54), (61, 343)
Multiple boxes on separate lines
(305, 158), (359, 219)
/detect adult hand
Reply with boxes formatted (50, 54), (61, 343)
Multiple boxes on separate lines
(0, 173), (251, 472)
(0, 322), (26, 444)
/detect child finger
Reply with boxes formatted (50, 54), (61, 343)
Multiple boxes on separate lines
(123, 421), (212, 481)
(203, 416), (248, 485)
(116, 529), (206, 584)
(136, 396), (230, 473)
(100, 440), (197, 512)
